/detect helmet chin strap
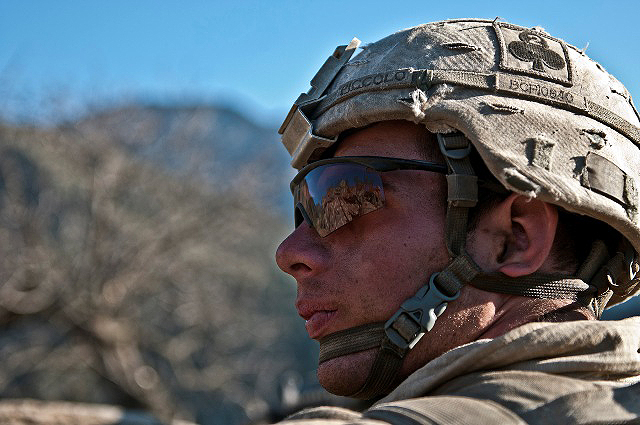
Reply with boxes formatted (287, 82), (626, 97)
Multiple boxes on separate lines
(318, 272), (463, 399)
(317, 132), (479, 400)
(317, 132), (603, 400)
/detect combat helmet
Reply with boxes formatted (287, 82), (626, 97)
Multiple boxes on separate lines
(279, 19), (640, 399)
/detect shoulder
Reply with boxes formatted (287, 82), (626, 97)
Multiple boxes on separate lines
(278, 396), (526, 424)
(278, 398), (525, 424)
(278, 380), (640, 424)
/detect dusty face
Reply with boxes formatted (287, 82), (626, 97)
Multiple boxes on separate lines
(276, 120), (499, 396)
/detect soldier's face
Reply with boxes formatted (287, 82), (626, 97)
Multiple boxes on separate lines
(276, 120), (495, 395)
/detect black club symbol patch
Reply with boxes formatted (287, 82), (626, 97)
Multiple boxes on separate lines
(508, 30), (566, 73)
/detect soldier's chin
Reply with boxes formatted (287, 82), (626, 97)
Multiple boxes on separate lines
(317, 348), (376, 396)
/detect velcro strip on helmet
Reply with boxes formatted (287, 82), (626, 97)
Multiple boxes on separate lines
(580, 153), (637, 218)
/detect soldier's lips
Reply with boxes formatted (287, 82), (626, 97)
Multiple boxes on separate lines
(304, 310), (337, 339)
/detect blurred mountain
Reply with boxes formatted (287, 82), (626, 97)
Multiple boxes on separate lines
(0, 103), (319, 425)
(73, 104), (292, 198)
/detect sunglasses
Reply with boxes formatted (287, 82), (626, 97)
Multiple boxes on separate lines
(290, 156), (448, 237)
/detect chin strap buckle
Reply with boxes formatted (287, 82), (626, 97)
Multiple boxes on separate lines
(384, 274), (460, 351)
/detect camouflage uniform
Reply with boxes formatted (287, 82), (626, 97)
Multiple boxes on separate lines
(282, 318), (640, 424)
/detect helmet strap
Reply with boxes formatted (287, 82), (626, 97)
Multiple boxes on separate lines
(317, 272), (466, 400)
(437, 132), (601, 311)
(578, 239), (638, 317)
(316, 132), (481, 399)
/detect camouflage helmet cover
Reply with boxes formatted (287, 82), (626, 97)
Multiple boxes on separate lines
(280, 19), (640, 307)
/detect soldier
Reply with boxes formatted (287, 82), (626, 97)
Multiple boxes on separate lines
(275, 19), (640, 424)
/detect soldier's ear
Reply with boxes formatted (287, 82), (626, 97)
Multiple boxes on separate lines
(469, 193), (558, 276)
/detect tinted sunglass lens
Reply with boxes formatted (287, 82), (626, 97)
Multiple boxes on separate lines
(293, 163), (385, 236)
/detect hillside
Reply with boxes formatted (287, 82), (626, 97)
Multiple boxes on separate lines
(0, 106), (319, 425)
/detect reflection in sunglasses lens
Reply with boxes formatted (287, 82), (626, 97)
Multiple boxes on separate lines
(294, 164), (385, 236)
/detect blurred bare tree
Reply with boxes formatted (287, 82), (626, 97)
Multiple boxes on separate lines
(0, 106), (318, 425)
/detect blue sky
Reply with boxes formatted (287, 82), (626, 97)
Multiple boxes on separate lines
(1, 1), (639, 126)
